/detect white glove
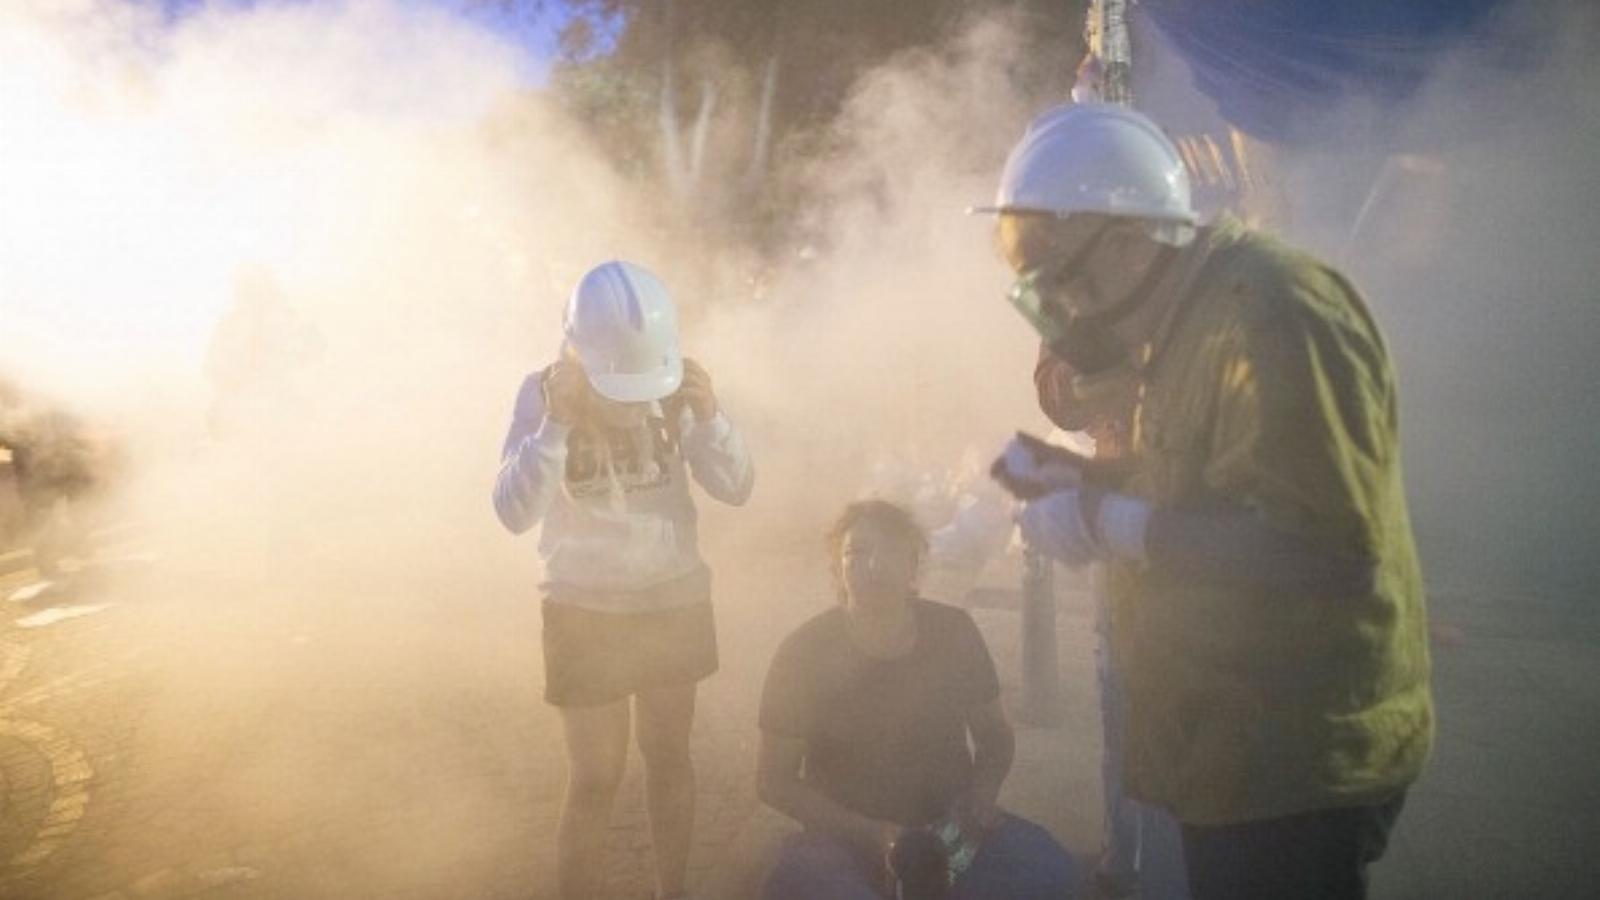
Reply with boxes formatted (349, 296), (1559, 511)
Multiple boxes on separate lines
(990, 432), (1090, 500)
(1017, 488), (1152, 568)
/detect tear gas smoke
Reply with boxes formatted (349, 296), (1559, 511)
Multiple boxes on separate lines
(3, 1), (677, 894)
(2, 0), (639, 581)
(696, 16), (1064, 543)
(5, 0), (1591, 893)
(1174, 0), (1600, 598)
(0, 3), (1061, 895)
(1354, 1), (1600, 598)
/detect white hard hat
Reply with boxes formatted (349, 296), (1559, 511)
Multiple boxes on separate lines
(563, 260), (683, 403)
(974, 103), (1195, 226)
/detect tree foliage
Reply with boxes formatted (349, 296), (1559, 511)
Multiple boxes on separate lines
(543, 0), (1087, 253)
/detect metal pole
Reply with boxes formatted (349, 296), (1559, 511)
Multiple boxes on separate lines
(1015, 0), (1131, 730)
(1100, 0), (1133, 106)
(1019, 546), (1063, 726)
(1088, 0), (1134, 106)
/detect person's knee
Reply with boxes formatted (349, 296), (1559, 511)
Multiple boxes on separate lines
(1038, 841), (1080, 893)
(558, 700), (630, 797)
(1009, 818), (1078, 886)
(763, 834), (877, 900)
(565, 755), (626, 806)
(636, 724), (691, 772)
(959, 815), (1080, 899)
(635, 702), (694, 770)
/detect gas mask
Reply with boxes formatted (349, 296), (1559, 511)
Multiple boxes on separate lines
(1005, 226), (1177, 382)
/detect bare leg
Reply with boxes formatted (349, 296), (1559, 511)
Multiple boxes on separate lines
(556, 700), (631, 900)
(635, 682), (698, 898)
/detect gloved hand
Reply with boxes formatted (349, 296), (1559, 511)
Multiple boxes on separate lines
(1017, 487), (1152, 568)
(989, 431), (1092, 500)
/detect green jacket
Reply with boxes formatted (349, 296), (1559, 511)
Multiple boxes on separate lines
(1111, 215), (1433, 825)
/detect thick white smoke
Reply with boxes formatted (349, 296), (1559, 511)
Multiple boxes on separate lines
(1, 0), (652, 587)
(1125, 0), (1600, 597)
(0, 4), (1068, 895)
(1282, 1), (1600, 596)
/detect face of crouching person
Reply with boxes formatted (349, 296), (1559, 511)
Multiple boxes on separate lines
(830, 502), (927, 635)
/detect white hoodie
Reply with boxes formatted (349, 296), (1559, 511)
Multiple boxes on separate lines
(493, 367), (754, 609)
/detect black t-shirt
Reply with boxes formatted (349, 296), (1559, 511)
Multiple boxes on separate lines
(758, 598), (1001, 827)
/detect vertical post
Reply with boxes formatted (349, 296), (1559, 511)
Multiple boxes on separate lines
(1019, 546), (1063, 726)
(1099, 0), (1134, 106)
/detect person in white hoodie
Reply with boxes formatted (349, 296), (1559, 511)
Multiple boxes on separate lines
(494, 260), (754, 900)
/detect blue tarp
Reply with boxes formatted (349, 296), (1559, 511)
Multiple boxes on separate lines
(1139, 0), (1514, 145)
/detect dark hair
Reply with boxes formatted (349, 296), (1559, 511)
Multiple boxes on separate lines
(825, 499), (928, 590)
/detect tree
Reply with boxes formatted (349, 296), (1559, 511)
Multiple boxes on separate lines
(547, 1), (1086, 254)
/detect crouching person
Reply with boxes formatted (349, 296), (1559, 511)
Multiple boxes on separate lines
(493, 261), (754, 900)
(757, 500), (1078, 899)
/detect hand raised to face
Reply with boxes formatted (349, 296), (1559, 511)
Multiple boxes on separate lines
(542, 358), (589, 426)
(676, 357), (718, 423)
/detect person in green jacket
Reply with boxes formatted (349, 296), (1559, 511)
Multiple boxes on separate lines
(977, 103), (1433, 900)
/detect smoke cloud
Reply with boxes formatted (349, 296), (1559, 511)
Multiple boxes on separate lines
(1246, 1), (1600, 597)
(0, 2), (1062, 895)
(3, 0), (644, 581)
(12, 0), (1591, 894)
(695, 16), (1061, 543)
(3, 1), (663, 895)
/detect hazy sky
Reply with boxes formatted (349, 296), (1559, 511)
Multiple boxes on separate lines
(152, 0), (576, 79)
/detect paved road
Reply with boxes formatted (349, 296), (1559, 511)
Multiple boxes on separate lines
(1, 525), (1595, 899)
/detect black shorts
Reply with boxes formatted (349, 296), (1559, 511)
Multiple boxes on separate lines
(541, 570), (719, 708)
